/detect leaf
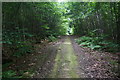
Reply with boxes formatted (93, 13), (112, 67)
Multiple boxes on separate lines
(41, 24), (50, 29)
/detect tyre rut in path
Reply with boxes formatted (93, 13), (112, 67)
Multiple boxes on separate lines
(48, 36), (80, 78)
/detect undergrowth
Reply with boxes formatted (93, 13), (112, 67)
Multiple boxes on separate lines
(75, 29), (119, 52)
(2, 70), (34, 78)
(2, 28), (58, 78)
(47, 35), (57, 42)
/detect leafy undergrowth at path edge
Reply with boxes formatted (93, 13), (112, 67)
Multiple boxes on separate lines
(2, 35), (59, 78)
(2, 61), (35, 78)
(75, 30), (119, 52)
(2, 70), (34, 78)
(75, 30), (120, 78)
(47, 35), (57, 42)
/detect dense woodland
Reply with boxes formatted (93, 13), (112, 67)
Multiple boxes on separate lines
(3, 2), (67, 59)
(69, 2), (120, 52)
(69, 2), (120, 43)
(2, 2), (120, 78)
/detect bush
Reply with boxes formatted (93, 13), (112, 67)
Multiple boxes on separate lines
(2, 28), (35, 58)
(13, 41), (33, 57)
(75, 30), (119, 52)
(75, 36), (92, 44)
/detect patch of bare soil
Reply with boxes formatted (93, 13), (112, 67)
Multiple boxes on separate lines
(70, 36), (120, 78)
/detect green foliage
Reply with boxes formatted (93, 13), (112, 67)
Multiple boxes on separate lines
(88, 44), (101, 50)
(76, 30), (119, 52)
(3, 63), (12, 68)
(48, 35), (57, 42)
(41, 24), (50, 29)
(76, 36), (92, 42)
(2, 70), (16, 78)
(69, 2), (119, 44)
(3, 28), (34, 58)
(2, 70), (34, 78)
(13, 43), (33, 57)
(2, 2), (67, 59)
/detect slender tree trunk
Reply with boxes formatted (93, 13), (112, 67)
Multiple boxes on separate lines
(117, 3), (120, 44)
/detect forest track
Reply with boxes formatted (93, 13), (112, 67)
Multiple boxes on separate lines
(34, 36), (119, 78)
(48, 36), (81, 78)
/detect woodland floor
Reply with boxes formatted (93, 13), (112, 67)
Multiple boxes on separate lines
(5, 36), (119, 78)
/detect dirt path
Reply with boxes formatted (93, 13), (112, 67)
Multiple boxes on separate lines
(48, 36), (83, 78)
(33, 36), (119, 78)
